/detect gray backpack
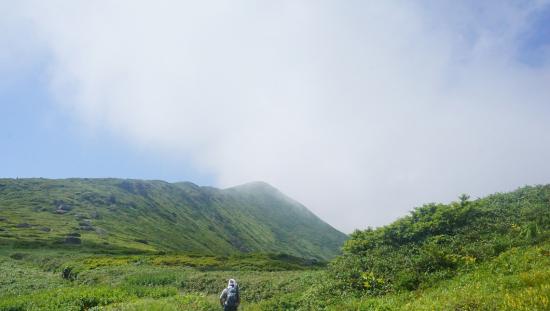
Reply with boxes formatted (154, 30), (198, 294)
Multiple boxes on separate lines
(225, 286), (239, 306)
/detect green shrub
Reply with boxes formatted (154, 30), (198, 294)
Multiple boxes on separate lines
(332, 185), (550, 294)
(125, 272), (177, 287)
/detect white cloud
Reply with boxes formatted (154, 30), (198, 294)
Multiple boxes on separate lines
(6, 0), (550, 232)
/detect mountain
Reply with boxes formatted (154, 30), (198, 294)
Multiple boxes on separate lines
(0, 178), (347, 259)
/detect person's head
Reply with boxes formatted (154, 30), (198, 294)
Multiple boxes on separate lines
(228, 278), (236, 288)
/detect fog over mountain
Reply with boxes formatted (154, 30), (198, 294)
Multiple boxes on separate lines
(0, 178), (347, 259)
(2, 1), (550, 232)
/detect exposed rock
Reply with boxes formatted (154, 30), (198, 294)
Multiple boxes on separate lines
(39, 227), (51, 232)
(118, 180), (150, 196)
(0, 217), (6, 221)
(67, 232), (81, 237)
(55, 209), (68, 214)
(74, 214), (86, 220)
(78, 220), (91, 226)
(10, 253), (26, 260)
(95, 227), (107, 236)
(58, 204), (73, 211)
(79, 226), (94, 231)
(16, 223), (32, 228)
(64, 236), (81, 244)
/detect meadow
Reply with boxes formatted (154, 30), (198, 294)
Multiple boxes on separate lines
(1, 184), (549, 310)
(0, 249), (323, 310)
(0, 242), (548, 310)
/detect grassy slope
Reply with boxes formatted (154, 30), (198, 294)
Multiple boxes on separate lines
(0, 248), (323, 311)
(245, 185), (550, 310)
(0, 242), (546, 310)
(332, 184), (550, 291)
(336, 242), (550, 310)
(306, 184), (550, 310)
(0, 178), (347, 259)
(1, 183), (548, 310)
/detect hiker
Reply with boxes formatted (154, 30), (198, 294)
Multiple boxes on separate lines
(220, 278), (240, 310)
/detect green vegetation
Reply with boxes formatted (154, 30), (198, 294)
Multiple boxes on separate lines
(331, 185), (549, 294)
(322, 242), (550, 310)
(0, 178), (346, 260)
(0, 182), (549, 310)
(0, 250), (322, 310)
(0, 243), (547, 310)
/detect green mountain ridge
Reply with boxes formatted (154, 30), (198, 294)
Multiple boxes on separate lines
(0, 178), (347, 260)
(0, 183), (548, 310)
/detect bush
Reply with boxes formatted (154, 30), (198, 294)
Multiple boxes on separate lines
(125, 272), (176, 287)
(330, 185), (550, 295)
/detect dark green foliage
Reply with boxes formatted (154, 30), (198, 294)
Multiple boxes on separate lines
(332, 242), (550, 310)
(9, 252), (26, 260)
(0, 178), (347, 260)
(125, 272), (177, 287)
(332, 185), (550, 293)
(62, 266), (77, 280)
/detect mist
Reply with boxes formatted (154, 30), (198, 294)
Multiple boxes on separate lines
(4, 1), (550, 232)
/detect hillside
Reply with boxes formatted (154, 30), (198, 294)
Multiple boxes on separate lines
(227, 184), (549, 309)
(0, 184), (548, 310)
(0, 178), (347, 260)
(326, 184), (550, 295)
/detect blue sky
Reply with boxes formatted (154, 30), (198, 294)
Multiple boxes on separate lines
(519, 4), (550, 65)
(1, 1), (549, 232)
(0, 62), (213, 184)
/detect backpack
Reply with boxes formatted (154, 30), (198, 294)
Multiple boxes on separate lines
(225, 286), (239, 307)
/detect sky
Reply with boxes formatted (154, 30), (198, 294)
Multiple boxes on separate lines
(1, 1), (550, 233)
